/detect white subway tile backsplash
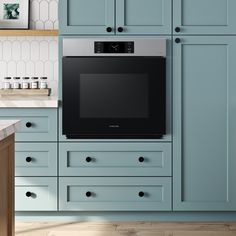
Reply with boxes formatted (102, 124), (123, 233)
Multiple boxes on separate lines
(49, 1), (58, 23)
(26, 61), (35, 76)
(17, 61), (26, 77)
(0, 43), (2, 60)
(40, 41), (49, 61)
(31, 1), (40, 21)
(0, 37), (58, 95)
(12, 42), (21, 61)
(22, 42), (31, 61)
(0, 1), (59, 95)
(45, 61), (54, 80)
(40, 1), (49, 22)
(30, 41), (40, 61)
(8, 62), (16, 77)
(30, 0), (58, 30)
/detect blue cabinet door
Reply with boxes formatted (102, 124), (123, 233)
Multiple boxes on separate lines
(59, 142), (172, 177)
(173, 36), (236, 211)
(116, 0), (172, 35)
(173, 0), (236, 34)
(15, 143), (57, 177)
(59, 0), (115, 35)
(59, 177), (172, 211)
(0, 108), (57, 141)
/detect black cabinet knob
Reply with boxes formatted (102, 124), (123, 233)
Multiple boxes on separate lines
(26, 157), (32, 163)
(25, 191), (32, 197)
(139, 191), (145, 197)
(106, 27), (112, 33)
(86, 157), (92, 163)
(86, 191), (92, 197)
(25, 122), (32, 128)
(117, 27), (124, 32)
(175, 27), (181, 33)
(139, 157), (145, 163)
(175, 38), (181, 44)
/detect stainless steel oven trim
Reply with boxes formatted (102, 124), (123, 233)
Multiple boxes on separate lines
(63, 38), (166, 57)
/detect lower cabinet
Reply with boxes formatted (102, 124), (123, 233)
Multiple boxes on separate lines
(173, 36), (236, 211)
(59, 177), (172, 211)
(59, 143), (172, 177)
(15, 143), (57, 177)
(15, 177), (57, 211)
(0, 108), (57, 141)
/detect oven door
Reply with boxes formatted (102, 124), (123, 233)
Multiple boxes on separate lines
(62, 56), (166, 139)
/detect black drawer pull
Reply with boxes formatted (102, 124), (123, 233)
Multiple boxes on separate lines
(175, 38), (181, 44)
(139, 191), (145, 197)
(25, 191), (32, 197)
(117, 27), (124, 32)
(86, 191), (92, 197)
(86, 157), (92, 163)
(26, 157), (32, 162)
(106, 27), (112, 32)
(139, 157), (145, 163)
(25, 122), (32, 128)
(175, 27), (181, 33)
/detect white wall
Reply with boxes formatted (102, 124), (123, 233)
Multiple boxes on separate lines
(0, 0), (59, 95)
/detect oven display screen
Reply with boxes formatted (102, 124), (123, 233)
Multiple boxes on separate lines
(79, 74), (149, 118)
(95, 42), (134, 53)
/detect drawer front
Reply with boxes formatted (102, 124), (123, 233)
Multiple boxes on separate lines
(59, 143), (172, 176)
(0, 108), (57, 141)
(15, 177), (57, 211)
(59, 177), (172, 211)
(15, 143), (57, 176)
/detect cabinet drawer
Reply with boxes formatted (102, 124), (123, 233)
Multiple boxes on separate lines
(15, 177), (57, 211)
(59, 143), (172, 176)
(15, 143), (57, 176)
(0, 108), (57, 141)
(59, 177), (172, 211)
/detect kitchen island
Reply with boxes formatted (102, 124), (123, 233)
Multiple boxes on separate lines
(0, 120), (20, 236)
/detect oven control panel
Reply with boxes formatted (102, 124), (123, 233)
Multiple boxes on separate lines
(95, 41), (134, 54)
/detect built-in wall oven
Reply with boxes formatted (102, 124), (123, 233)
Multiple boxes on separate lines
(62, 38), (166, 139)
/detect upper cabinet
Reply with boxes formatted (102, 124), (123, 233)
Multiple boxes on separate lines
(59, 0), (115, 35)
(59, 0), (172, 35)
(173, 0), (236, 34)
(116, 0), (172, 35)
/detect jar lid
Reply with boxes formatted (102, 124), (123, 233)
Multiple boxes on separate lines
(31, 77), (39, 80)
(22, 77), (30, 80)
(13, 77), (20, 80)
(40, 77), (47, 80)
(4, 77), (11, 80)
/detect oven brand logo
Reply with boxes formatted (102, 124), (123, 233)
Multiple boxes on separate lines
(109, 125), (120, 128)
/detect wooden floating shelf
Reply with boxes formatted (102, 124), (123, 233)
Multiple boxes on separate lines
(0, 30), (58, 36)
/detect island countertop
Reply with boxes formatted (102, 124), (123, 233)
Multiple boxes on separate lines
(0, 120), (21, 141)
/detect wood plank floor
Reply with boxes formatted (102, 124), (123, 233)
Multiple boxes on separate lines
(15, 221), (236, 236)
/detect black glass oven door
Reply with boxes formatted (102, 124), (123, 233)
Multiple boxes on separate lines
(62, 57), (165, 138)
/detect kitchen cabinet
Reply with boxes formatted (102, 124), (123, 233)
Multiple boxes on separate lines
(15, 143), (57, 177)
(173, 36), (236, 211)
(59, 142), (172, 211)
(0, 108), (57, 142)
(15, 177), (57, 211)
(173, 0), (236, 35)
(116, 0), (172, 35)
(59, 0), (115, 35)
(0, 108), (58, 212)
(59, 0), (171, 35)
(59, 177), (172, 211)
(59, 142), (172, 176)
